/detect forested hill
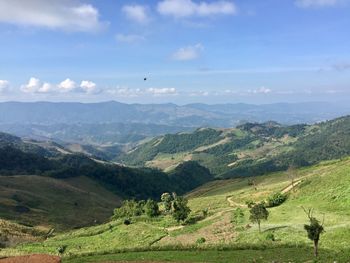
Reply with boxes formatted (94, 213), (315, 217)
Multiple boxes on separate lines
(119, 115), (350, 178)
(0, 132), (213, 200)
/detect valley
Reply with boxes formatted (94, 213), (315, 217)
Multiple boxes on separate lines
(1, 157), (349, 262)
(0, 114), (349, 262)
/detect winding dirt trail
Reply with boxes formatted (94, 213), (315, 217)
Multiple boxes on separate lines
(281, 180), (302, 194)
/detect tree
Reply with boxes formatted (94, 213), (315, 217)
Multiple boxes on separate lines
(113, 200), (144, 219)
(145, 199), (160, 218)
(303, 207), (325, 258)
(249, 202), (269, 233)
(161, 192), (172, 213)
(172, 196), (191, 222)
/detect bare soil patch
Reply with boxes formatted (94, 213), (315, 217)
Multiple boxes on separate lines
(0, 254), (60, 263)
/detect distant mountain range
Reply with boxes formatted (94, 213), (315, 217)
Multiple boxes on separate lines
(0, 101), (349, 126)
(0, 101), (349, 146)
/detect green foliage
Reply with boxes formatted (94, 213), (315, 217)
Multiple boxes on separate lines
(231, 208), (245, 225)
(265, 232), (275, 241)
(304, 217), (324, 242)
(57, 245), (67, 255)
(249, 203), (269, 232)
(196, 237), (206, 244)
(161, 193), (173, 213)
(303, 209), (325, 243)
(172, 196), (191, 222)
(145, 199), (160, 218)
(267, 192), (287, 208)
(303, 208), (325, 257)
(113, 200), (145, 219)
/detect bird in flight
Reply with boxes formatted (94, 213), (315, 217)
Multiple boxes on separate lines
(144, 77), (147, 81)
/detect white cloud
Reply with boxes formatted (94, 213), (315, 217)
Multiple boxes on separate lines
(250, 87), (272, 94)
(58, 78), (77, 92)
(122, 5), (150, 24)
(0, 0), (105, 32)
(21, 78), (98, 94)
(116, 34), (145, 44)
(147, 87), (177, 95)
(21, 77), (54, 93)
(157, 0), (237, 18)
(106, 87), (143, 97)
(295, 0), (341, 8)
(189, 90), (210, 96)
(172, 43), (204, 61)
(0, 80), (9, 93)
(80, 80), (98, 94)
(106, 87), (177, 97)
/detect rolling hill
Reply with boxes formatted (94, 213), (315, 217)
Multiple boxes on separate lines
(0, 175), (122, 231)
(119, 116), (350, 177)
(2, 157), (349, 262)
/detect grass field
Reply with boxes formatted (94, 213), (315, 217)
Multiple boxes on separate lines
(1, 158), (350, 262)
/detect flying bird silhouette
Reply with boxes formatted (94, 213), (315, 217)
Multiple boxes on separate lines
(144, 77), (147, 81)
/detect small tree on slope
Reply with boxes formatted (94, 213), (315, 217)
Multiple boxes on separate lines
(172, 196), (191, 222)
(249, 202), (269, 233)
(145, 199), (160, 218)
(161, 192), (173, 213)
(303, 207), (325, 258)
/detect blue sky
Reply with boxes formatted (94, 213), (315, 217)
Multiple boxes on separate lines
(0, 0), (349, 104)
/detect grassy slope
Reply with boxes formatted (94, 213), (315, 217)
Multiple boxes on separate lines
(0, 175), (121, 231)
(120, 116), (350, 178)
(2, 157), (350, 262)
(120, 125), (297, 175)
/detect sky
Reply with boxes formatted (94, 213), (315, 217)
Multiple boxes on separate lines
(0, 0), (349, 104)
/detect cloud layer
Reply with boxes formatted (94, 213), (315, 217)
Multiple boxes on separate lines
(0, 0), (105, 32)
(157, 0), (237, 18)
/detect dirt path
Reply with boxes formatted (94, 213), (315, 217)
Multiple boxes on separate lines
(226, 196), (246, 208)
(0, 255), (61, 263)
(281, 180), (302, 194)
(165, 225), (184, 231)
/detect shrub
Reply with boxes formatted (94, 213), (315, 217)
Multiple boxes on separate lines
(202, 208), (209, 218)
(57, 245), (67, 255)
(231, 208), (245, 225)
(267, 192), (287, 207)
(265, 232), (275, 241)
(196, 237), (206, 244)
(113, 200), (145, 219)
(145, 199), (160, 218)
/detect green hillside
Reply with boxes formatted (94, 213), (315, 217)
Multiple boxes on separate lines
(0, 133), (213, 201)
(119, 116), (350, 177)
(2, 157), (349, 262)
(0, 175), (122, 231)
